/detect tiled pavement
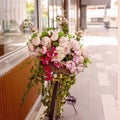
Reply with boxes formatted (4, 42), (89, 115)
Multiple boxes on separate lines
(35, 26), (118, 120)
(62, 43), (118, 120)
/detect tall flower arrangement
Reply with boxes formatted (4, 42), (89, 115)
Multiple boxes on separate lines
(22, 15), (91, 119)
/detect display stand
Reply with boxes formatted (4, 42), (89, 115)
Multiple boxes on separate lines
(49, 81), (58, 120)
(48, 81), (77, 120)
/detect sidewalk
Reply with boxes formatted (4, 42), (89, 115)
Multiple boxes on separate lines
(62, 37), (118, 120)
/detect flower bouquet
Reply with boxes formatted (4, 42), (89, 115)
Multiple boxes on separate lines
(22, 15), (91, 120)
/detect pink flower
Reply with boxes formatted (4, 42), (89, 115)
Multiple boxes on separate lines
(40, 56), (51, 65)
(73, 57), (79, 64)
(65, 61), (75, 69)
(79, 56), (84, 63)
(31, 37), (40, 46)
(44, 65), (53, 81)
(41, 46), (47, 54)
(53, 62), (62, 68)
(77, 64), (84, 72)
(70, 39), (80, 50)
(74, 50), (81, 56)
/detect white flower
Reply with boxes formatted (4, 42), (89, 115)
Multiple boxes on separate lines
(51, 30), (58, 41)
(52, 47), (66, 62)
(31, 37), (40, 46)
(59, 37), (69, 46)
(47, 30), (53, 36)
(28, 42), (35, 52)
(41, 37), (51, 47)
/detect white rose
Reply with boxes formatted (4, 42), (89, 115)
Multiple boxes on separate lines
(41, 37), (51, 47)
(31, 37), (40, 46)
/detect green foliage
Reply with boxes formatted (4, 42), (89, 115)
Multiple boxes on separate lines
(52, 41), (59, 47)
(40, 30), (48, 39)
(21, 60), (45, 105)
(41, 74), (76, 118)
(84, 57), (92, 67)
(63, 54), (73, 61)
(26, 1), (34, 14)
(32, 33), (38, 38)
(58, 31), (64, 38)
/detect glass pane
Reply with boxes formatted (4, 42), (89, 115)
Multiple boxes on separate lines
(69, 0), (77, 33)
(26, 0), (35, 25)
(49, 0), (54, 27)
(41, 0), (49, 29)
(0, 0), (36, 57)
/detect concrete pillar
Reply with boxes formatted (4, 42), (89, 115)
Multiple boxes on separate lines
(80, 5), (87, 29)
(63, 0), (69, 18)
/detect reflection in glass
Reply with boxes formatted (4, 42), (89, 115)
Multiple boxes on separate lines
(26, 0), (35, 25)
(0, 0), (35, 57)
(41, 0), (49, 29)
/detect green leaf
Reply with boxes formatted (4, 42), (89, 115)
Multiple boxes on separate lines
(58, 31), (64, 38)
(68, 34), (72, 39)
(32, 33), (38, 38)
(40, 30), (48, 39)
(52, 41), (59, 47)
(84, 57), (92, 67)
